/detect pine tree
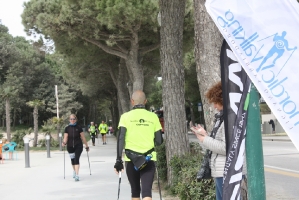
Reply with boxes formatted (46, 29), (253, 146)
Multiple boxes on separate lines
(26, 100), (45, 147)
(47, 84), (83, 120)
(160, 0), (190, 185)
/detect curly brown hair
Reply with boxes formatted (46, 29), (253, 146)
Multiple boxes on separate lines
(205, 81), (223, 106)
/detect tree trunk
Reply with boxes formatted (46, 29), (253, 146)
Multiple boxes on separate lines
(13, 108), (16, 128)
(193, 0), (223, 131)
(118, 59), (131, 113)
(33, 106), (38, 147)
(6, 99), (11, 141)
(125, 41), (144, 92)
(109, 58), (131, 114)
(126, 57), (144, 92)
(160, 0), (189, 186)
(116, 91), (123, 116)
(110, 94), (119, 134)
(95, 103), (98, 123)
(2, 114), (4, 128)
(93, 103), (96, 122)
(88, 101), (92, 124)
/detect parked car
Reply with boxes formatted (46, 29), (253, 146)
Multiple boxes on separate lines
(155, 110), (164, 133)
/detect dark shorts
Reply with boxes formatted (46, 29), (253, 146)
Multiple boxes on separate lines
(101, 133), (107, 136)
(67, 143), (83, 165)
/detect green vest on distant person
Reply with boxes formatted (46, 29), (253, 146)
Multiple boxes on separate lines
(90, 125), (96, 134)
(99, 123), (108, 134)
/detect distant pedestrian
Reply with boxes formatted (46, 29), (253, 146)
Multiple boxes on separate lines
(62, 114), (89, 181)
(95, 123), (99, 137)
(0, 139), (3, 162)
(269, 119), (275, 134)
(99, 121), (108, 145)
(2, 138), (16, 160)
(108, 126), (114, 135)
(88, 122), (97, 146)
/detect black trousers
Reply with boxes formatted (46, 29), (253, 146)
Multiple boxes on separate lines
(90, 133), (96, 144)
(126, 161), (156, 198)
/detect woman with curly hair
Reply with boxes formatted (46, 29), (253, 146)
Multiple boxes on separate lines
(191, 81), (247, 199)
(191, 81), (226, 200)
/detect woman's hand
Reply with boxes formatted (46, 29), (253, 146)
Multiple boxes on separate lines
(62, 133), (68, 147)
(190, 124), (207, 142)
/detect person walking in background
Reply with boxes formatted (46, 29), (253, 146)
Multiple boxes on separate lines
(269, 119), (275, 134)
(99, 120), (108, 145)
(95, 123), (99, 138)
(2, 138), (16, 160)
(0, 139), (3, 162)
(108, 126), (114, 135)
(62, 114), (89, 181)
(190, 81), (246, 200)
(88, 122), (97, 146)
(114, 90), (163, 200)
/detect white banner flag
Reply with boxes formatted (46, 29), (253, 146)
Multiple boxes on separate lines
(206, 0), (299, 151)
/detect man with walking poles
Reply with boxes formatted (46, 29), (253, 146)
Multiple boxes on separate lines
(114, 90), (164, 200)
(99, 120), (108, 145)
(88, 122), (97, 146)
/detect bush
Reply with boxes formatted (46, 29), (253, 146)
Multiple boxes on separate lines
(0, 133), (3, 139)
(170, 142), (215, 200)
(38, 137), (59, 147)
(11, 129), (32, 149)
(156, 142), (167, 182)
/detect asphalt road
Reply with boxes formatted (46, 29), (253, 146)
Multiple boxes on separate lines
(188, 134), (299, 200)
(263, 140), (299, 200)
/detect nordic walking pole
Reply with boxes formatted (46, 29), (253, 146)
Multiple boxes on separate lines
(86, 148), (91, 175)
(63, 146), (65, 179)
(117, 172), (122, 200)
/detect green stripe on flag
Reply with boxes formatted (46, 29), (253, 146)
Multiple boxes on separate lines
(244, 93), (250, 111)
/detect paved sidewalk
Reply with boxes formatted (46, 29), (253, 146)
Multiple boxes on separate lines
(261, 135), (290, 142)
(0, 135), (162, 200)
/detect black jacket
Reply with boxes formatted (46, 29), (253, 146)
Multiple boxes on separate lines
(64, 125), (83, 147)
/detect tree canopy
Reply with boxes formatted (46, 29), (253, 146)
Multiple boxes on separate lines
(22, 0), (160, 91)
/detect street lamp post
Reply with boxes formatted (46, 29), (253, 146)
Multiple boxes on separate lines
(59, 133), (62, 151)
(23, 137), (30, 168)
(46, 135), (51, 158)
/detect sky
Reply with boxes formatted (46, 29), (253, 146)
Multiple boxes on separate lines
(0, 0), (31, 39)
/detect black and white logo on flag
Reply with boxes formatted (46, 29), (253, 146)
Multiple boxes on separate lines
(220, 40), (251, 200)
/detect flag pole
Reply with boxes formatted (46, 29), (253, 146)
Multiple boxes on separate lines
(246, 84), (266, 200)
